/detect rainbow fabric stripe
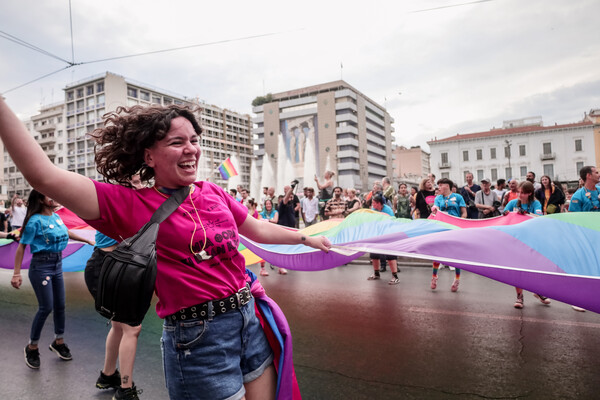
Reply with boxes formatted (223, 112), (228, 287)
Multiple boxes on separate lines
(218, 158), (238, 180)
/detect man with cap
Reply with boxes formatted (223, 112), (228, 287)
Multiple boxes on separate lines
(475, 178), (500, 219)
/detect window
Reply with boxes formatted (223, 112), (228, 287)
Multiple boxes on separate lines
(57, 116), (62, 123)
(476, 149), (482, 160)
(441, 152), (448, 164)
(97, 94), (105, 104)
(76, 99), (84, 110)
(477, 169), (484, 182)
(543, 142), (552, 155)
(504, 146), (511, 158)
(543, 164), (554, 178)
(163, 97), (172, 105)
(490, 148), (496, 159)
(127, 87), (138, 98)
(140, 91), (150, 101)
(66, 91), (74, 101)
(96, 82), (104, 92)
(520, 166), (527, 177)
(576, 161), (584, 174)
(87, 97), (95, 107)
(491, 168), (498, 181)
(76, 88), (84, 98)
(575, 139), (582, 152)
(519, 145), (526, 156)
(67, 103), (74, 112)
(441, 172), (449, 178)
(462, 150), (469, 161)
(58, 157), (63, 163)
(86, 85), (94, 96)
(152, 96), (162, 105)
(505, 167), (512, 179)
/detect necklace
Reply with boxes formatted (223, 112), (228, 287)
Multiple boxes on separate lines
(40, 214), (56, 245)
(153, 185), (212, 261)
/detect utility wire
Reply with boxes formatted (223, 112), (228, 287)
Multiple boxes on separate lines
(79, 30), (291, 65)
(2, 66), (73, 95)
(68, 0), (75, 64)
(0, 30), (72, 64)
(410, 0), (496, 13)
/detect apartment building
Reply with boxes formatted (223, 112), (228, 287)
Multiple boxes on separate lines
(4, 72), (252, 195)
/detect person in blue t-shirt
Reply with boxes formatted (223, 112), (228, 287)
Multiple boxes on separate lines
(367, 195), (400, 285)
(503, 181), (543, 216)
(569, 165), (600, 212)
(502, 181), (549, 309)
(430, 178), (466, 292)
(11, 190), (93, 370)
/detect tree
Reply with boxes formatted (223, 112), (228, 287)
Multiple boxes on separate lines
(251, 93), (273, 107)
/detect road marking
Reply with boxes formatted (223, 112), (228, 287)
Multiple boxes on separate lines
(408, 307), (600, 329)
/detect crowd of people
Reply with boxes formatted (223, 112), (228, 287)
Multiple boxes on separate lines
(229, 167), (596, 310)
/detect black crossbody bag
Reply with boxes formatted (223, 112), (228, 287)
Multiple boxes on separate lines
(95, 186), (188, 325)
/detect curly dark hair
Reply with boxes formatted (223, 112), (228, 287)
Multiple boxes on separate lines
(92, 105), (202, 187)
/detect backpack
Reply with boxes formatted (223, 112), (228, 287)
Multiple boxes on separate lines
(95, 186), (188, 325)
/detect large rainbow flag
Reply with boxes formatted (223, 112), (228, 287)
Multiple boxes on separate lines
(218, 157), (238, 180)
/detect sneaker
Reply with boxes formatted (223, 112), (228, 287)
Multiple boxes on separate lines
(278, 268), (288, 275)
(451, 279), (460, 292)
(572, 306), (586, 312)
(24, 345), (40, 369)
(260, 268), (269, 276)
(533, 293), (551, 305)
(113, 385), (142, 400)
(388, 277), (400, 285)
(96, 369), (121, 390)
(367, 274), (380, 280)
(514, 295), (524, 309)
(430, 276), (438, 290)
(49, 340), (72, 361)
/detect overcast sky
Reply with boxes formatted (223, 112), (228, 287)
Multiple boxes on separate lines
(1, 0), (599, 151)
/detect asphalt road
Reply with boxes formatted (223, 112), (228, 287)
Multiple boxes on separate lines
(1, 262), (599, 400)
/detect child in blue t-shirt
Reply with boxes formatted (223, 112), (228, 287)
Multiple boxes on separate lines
(11, 190), (93, 369)
(430, 178), (466, 292)
(503, 182), (548, 309)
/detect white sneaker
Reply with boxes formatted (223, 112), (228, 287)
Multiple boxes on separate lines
(572, 306), (586, 312)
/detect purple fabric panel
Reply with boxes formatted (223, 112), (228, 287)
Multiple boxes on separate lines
(446, 262), (600, 313)
(242, 239), (363, 271)
(0, 242), (84, 269)
(251, 280), (295, 400)
(361, 228), (563, 273)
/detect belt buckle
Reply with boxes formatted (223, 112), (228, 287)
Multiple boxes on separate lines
(236, 286), (250, 307)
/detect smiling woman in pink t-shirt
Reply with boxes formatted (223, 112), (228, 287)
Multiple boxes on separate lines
(0, 99), (331, 400)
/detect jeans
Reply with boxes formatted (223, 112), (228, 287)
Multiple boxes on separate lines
(28, 252), (65, 344)
(161, 297), (273, 400)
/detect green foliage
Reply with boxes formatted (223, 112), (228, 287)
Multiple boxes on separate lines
(251, 93), (273, 107)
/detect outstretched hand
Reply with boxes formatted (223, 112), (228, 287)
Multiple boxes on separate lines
(11, 274), (22, 289)
(305, 235), (331, 253)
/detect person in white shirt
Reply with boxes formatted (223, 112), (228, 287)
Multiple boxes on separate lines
(11, 195), (27, 229)
(301, 187), (319, 227)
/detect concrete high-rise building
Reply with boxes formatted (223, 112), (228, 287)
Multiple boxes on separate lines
(4, 72), (252, 195)
(252, 80), (395, 192)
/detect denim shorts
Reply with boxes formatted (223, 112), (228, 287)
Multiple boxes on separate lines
(161, 296), (274, 400)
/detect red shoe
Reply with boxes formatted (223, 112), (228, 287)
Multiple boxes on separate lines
(278, 268), (288, 275)
(260, 268), (269, 276)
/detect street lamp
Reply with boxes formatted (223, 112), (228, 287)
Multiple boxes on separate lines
(505, 139), (512, 178)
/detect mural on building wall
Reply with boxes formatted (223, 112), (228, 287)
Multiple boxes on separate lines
(280, 115), (320, 179)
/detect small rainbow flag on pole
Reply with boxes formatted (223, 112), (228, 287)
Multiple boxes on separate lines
(218, 157), (238, 180)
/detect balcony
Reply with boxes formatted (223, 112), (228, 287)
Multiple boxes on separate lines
(540, 152), (555, 161)
(38, 135), (57, 145)
(438, 162), (451, 169)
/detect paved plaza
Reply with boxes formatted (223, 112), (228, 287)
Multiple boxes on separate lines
(1, 262), (599, 399)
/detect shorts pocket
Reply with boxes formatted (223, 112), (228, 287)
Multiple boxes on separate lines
(175, 320), (208, 350)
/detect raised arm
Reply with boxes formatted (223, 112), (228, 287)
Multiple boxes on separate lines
(0, 98), (99, 219)
(238, 214), (330, 252)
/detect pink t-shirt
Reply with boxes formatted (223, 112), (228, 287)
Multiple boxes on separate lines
(85, 180), (248, 318)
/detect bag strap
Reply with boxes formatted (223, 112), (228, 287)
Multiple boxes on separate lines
(149, 186), (190, 225)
